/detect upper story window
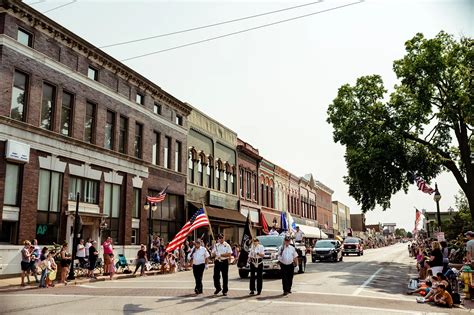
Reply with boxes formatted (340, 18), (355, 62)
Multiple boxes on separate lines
(154, 103), (162, 115)
(17, 28), (32, 47)
(68, 176), (99, 204)
(163, 136), (171, 169)
(11, 70), (28, 122)
(84, 102), (96, 144)
(87, 66), (98, 81)
(136, 93), (144, 105)
(175, 115), (183, 126)
(4, 163), (21, 206)
(60, 91), (74, 137)
(134, 123), (143, 159)
(104, 110), (115, 150)
(174, 141), (182, 172)
(119, 116), (128, 154)
(40, 83), (56, 131)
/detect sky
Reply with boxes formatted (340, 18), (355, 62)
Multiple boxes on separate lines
(29, 0), (473, 230)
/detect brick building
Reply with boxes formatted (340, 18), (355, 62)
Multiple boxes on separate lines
(237, 138), (261, 235)
(186, 106), (245, 244)
(0, 0), (191, 265)
(259, 159), (278, 228)
(315, 180), (334, 237)
(350, 213), (366, 233)
(332, 201), (351, 237)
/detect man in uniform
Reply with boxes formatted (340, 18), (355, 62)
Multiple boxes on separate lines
(294, 226), (304, 243)
(188, 239), (209, 295)
(249, 238), (265, 295)
(278, 235), (298, 296)
(211, 233), (232, 296)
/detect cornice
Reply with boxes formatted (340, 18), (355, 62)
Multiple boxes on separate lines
(1, 0), (192, 115)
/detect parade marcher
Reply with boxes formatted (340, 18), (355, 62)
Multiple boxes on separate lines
(188, 239), (210, 295)
(211, 233), (232, 296)
(278, 235), (298, 296)
(88, 241), (98, 279)
(294, 226), (304, 243)
(269, 226), (279, 236)
(249, 238), (265, 295)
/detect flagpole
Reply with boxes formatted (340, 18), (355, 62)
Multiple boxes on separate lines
(201, 201), (215, 241)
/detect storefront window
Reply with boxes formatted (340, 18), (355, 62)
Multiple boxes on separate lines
(104, 183), (121, 241)
(4, 163), (21, 206)
(149, 193), (183, 243)
(69, 176), (99, 204)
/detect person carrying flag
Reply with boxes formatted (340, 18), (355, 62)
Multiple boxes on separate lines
(278, 235), (298, 296)
(211, 233), (232, 296)
(188, 239), (209, 295)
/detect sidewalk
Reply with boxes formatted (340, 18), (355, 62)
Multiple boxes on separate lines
(0, 264), (216, 293)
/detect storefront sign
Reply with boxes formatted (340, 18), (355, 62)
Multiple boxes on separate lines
(5, 140), (30, 163)
(36, 224), (48, 236)
(208, 191), (225, 208)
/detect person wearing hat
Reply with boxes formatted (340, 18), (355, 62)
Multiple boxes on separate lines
(465, 231), (474, 266)
(211, 233), (232, 296)
(188, 238), (209, 294)
(248, 238), (265, 295)
(278, 235), (298, 296)
(87, 240), (99, 279)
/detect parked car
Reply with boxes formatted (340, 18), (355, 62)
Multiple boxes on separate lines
(343, 237), (364, 256)
(238, 235), (306, 278)
(312, 239), (343, 262)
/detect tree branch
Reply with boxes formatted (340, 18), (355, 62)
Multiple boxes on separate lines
(403, 132), (451, 159)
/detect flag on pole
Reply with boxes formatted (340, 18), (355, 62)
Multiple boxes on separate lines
(287, 211), (296, 233)
(166, 208), (210, 253)
(146, 185), (168, 203)
(414, 208), (425, 231)
(280, 211), (288, 232)
(415, 176), (435, 195)
(260, 212), (269, 234)
(237, 214), (253, 268)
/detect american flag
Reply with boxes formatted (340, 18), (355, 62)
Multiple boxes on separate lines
(415, 176), (435, 195)
(146, 185), (168, 203)
(260, 212), (269, 234)
(166, 208), (210, 253)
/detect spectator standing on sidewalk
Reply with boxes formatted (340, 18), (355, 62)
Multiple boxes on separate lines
(38, 247), (49, 288)
(133, 244), (148, 276)
(44, 251), (57, 288)
(59, 243), (72, 284)
(465, 231), (474, 267)
(76, 239), (87, 267)
(102, 237), (115, 280)
(189, 239), (209, 295)
(20, 241), (32, 286)
(85, 238), (92, 260)
(278, 235), (298, 296)
(88, 241), (99, 278)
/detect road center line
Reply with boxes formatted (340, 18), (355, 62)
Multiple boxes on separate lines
(352, 267), (384, 296)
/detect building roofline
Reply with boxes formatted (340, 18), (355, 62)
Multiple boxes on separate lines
(186, 103), (237, 136)
(1, 0), (192, 115)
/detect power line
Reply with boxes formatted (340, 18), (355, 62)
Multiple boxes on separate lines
(26, 0), (46, 6)
(100, 1), (323, 49)
(42, 0), (76, 13)
(121, 1), (364, 62)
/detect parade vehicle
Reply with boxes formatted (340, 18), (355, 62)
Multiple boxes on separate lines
(238, 235), (306, 278)
(312, 239), (343, 262)
(342, 237), (364, 256)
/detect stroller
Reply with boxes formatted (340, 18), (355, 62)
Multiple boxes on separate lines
(115, 254), (131, 273)
(445, 268), (461, 304)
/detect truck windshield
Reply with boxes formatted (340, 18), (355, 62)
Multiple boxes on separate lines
(257, 236), (283, 247)
(344, 238), (359, 244)
(315, 241), (337, 248)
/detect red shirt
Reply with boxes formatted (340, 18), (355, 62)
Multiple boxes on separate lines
(103, 241), (113, 254)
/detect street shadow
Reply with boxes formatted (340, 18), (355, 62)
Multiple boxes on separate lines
(122, 303), (152, 314)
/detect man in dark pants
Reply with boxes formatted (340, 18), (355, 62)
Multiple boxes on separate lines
(211, 233), (232, 296)
(278, 236), (298, 296)
(249, 238), (265, 295)
(188, 239), (209, 294)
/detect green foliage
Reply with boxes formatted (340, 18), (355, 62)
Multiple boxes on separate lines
(327, 31), (474, 217)
(395, 228), (407, 237)
(442, 191), (473, 240)
(406, 231), (413, 238)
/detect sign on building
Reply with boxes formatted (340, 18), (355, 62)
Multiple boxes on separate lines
(5, 140), (30, 163)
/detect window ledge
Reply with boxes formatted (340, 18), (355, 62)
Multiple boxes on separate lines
(67, 201), (100, 215)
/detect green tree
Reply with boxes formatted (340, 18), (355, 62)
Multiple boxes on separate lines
(406, 231), (413, 238)
(327, 31), (474, 219)
(395, 228), (407, 238)
(442, 191), (473, 239)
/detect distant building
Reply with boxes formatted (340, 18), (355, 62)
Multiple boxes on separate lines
(350, 214), (366, 232)
(383, 223), (397, 236)
(332, 201), (351, 237)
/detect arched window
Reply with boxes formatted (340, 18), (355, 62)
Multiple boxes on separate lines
(223, 171), (228, 193)
(197, 158), (203, 186)
(239, 168), (244, 197)
(207, 155), (213, 188)
(187, 151), (194, 184)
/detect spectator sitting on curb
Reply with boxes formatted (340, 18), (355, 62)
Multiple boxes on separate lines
(433, 284), (453, 308)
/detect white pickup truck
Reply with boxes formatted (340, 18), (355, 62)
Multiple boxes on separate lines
(238, 235), (307, 278)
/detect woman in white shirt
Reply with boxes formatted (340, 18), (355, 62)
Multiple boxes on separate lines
(188, 239), (209, 294)
(248, 238), (265, 295)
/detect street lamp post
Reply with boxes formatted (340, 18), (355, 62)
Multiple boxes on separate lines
(67, 192), (80, 280)
(433, 184), (442, 231)
(144, 201), (158, 259)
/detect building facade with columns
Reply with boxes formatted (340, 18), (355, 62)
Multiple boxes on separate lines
(0, 0), (191, 269)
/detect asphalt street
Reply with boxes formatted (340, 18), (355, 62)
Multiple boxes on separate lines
(0, 243), (467, 314)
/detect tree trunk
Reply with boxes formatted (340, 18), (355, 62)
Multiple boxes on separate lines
(468, 189), (474, 224)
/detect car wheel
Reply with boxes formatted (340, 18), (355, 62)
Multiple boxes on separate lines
(312, 257), (316, 263)
(357, 252), (361, 256)
(239, 269), (249, 278)
(361, 251), (364, 256)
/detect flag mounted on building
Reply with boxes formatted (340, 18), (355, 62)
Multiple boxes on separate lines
(166, 207), (210, 253)
(260, 212), (269, 234)
(237, 214), (253, 268)
(146, 185), (168, 203)
(414, 176), (435, 195)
